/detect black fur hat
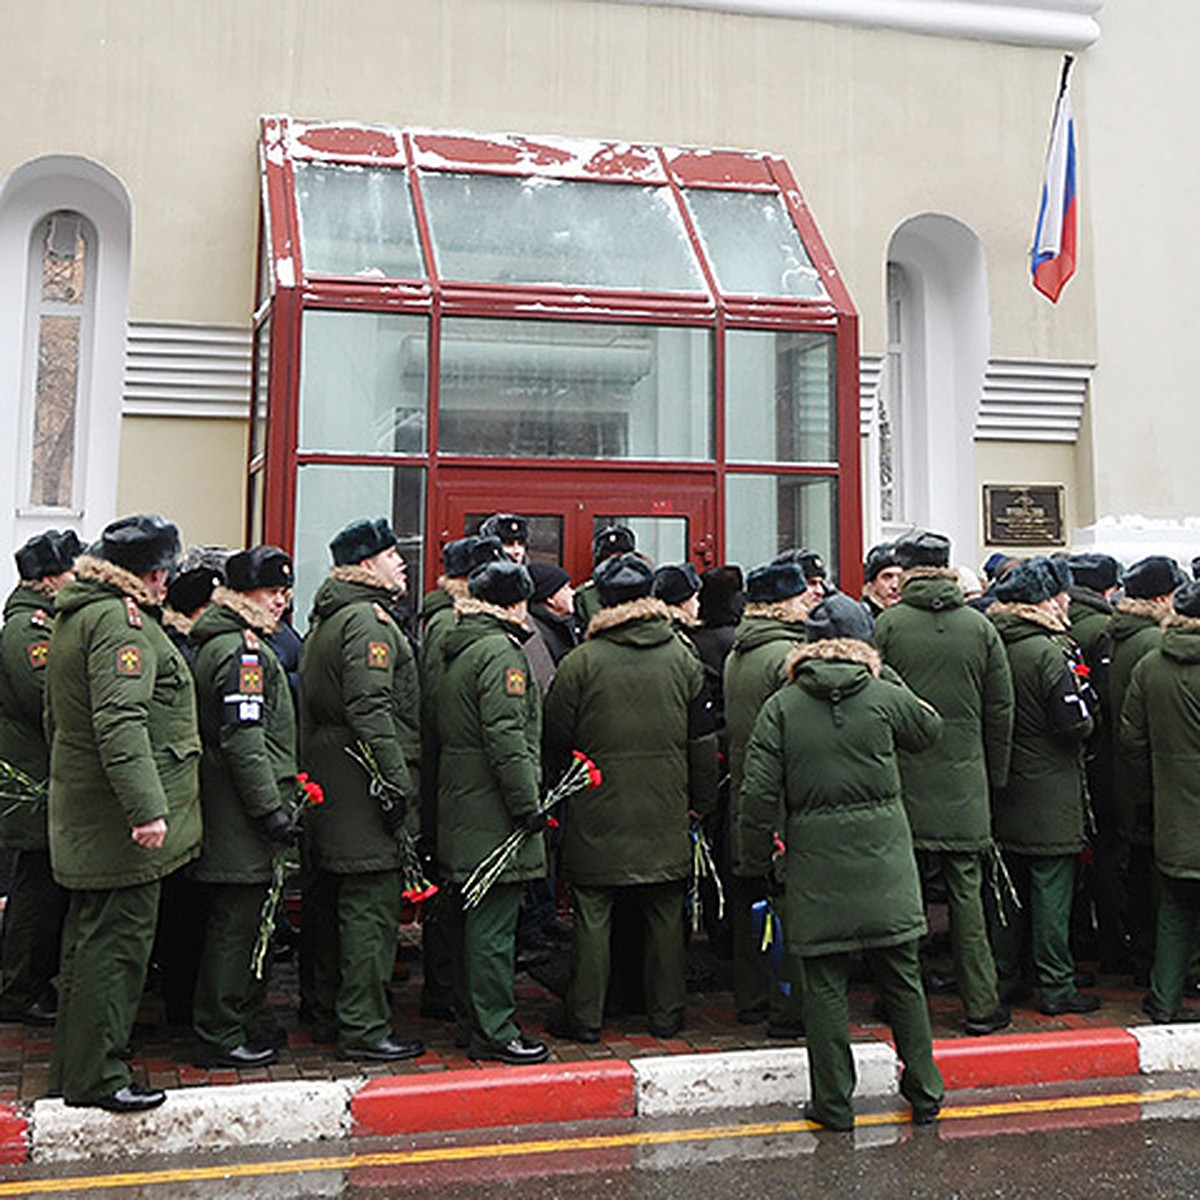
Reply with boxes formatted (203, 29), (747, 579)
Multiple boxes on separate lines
(468, 560), (534, 607)
(1124, 555), (1186, 600)
(14, 529), (82, 581)
(1047, 555), (1073, 594)
(100, 514), (181, 575)
(1192, 555), (1200, 583)
(698, 565), (744, 627)
(442, 536), (484, 579)
(652, 562), (702, 607)
(166, 567), (220, 615)
(594, 553), (654, 607)
(1175, 580), (1200, 618)
(893, 530), (951, 571)
(479, 513), (529, 545)
(993, 556), (1060, 605)
(773, 547), (826, 580)
(805, 592), (876, 644)
(1068, 553), (1121, 593)
(227, 546), (293, 592)
(592, 525), (636, 566)
(330, 518), (397, 567)
(864, 542), (899, 582)
(746, 562), (807, 604)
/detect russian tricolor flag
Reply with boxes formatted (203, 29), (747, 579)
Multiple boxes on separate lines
(1031, 59), (1077, 303)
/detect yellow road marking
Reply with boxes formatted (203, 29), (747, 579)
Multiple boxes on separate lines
(6, 1085), (1200, 1196)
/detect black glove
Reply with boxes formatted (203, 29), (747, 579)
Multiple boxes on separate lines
(381, 796), (407, 835)
(519, 808), (549, 835)
(257, 807), (299, 847)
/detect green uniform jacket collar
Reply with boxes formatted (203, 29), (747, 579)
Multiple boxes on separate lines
(585, 596), (674, 645)
(898, 567), (964, 613)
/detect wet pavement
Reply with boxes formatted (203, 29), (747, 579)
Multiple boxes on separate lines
(0, 903), (1190, 1106)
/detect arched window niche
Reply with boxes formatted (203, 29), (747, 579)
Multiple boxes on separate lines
(0, 156), (131, 573)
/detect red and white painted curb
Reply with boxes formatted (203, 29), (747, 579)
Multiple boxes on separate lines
(9, 1024), (1200, 1164)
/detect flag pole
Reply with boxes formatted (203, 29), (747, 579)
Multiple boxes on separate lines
(1058, 54), (1074, 99)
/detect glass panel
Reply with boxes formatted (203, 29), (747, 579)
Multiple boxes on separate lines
(684, 189), (826, 299)
(293, 463), (425, 633)
(295, 161), (424, 279)
(251, 318), (270, 461)
(421, 173), (705, 292)
(42, 213), (86, 302)
(465, 513), (563, 566)
(438, 318), (711, 461)
(31, 315), (80, 506)
(726, 329), (836, 464)
(594, 515), (687, 569)
(299, 311), (427, 453)
(247, 469), (264, 547)
(725, 474), (837, 581)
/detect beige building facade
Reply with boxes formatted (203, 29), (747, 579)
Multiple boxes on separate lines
(0, 0), (1189, 590)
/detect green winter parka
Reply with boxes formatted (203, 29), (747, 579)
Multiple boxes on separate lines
(988, 602), (1094, 856)
(874, 567), (1014, 851)
(0, 582), (57, 850)
(723, 605), (808, 798)
(299, 567), (420, 874)
(190, 588), (298, 883)
(434, 598), (544, 883)
(735, 638), (942, 957)
(544, 597), (719, 888)
(1109, 596), (1170, 845)
(45, 556), (202, 889)
(1120, 613), (1200, 880)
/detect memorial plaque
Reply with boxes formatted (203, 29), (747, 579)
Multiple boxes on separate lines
(983, 484), (1065, 547)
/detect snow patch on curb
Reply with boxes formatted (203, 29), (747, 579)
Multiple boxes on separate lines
(632, 1044), (898, 1116)
(1130, 1024), (1200, 1075)
(30, 1079), (360, 1163)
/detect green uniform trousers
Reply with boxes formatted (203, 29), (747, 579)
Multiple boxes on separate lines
(0, 849), (68, 1018)
(1126, 842), (1159, 981)
(1148, 873), (1200, 1019)
(193, 881), (269, 1053)
(309, 868), (402, 1051)
(988, 851), (1076, 1007)
(419, 887), (457, 1014)
(456, 881), (522, 1052)
(937, 851), (1000, 1020)
(50, 881), (160, 1105)
(729, 874), (805, 1026)
(566, 880), (686, 1033)
(803, 940), (944, 1130)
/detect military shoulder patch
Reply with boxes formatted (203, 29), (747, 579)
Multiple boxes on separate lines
(124, 597), (143, 628)
(239, 656), (264, 695)
(30, 608), (48, 629)
(505, 667), (527, 696)
(27, 641), (49, 669)
(367, 641), (391, 669)
(372, 602), (391, 624)
(117, 645), (142, 676)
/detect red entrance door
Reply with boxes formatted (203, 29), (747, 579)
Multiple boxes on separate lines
(432, 467), (716, 588)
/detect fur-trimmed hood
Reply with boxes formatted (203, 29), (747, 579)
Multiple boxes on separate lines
(786, 637), (881, 682)
(900, 565), (959, 587)
(161, 607), (195, 637)
(1162, 611), (1200, 665)
(666, 604), (700, 628)
(438, 575), (470, 601)
(988, 600), (1069, 635)
(452, 594), (529, 631)
(60, 554), (160, 613)
(211, 585), (278, 635)
(585, 595), (672, 641)
(1117, 595), (1173, 622)
(445, 594), (531, 659)
(330, 563), (399, 596)
(741, 600), (807, 622)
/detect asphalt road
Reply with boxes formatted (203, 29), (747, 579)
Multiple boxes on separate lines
(8, 1077), (1200, 1199)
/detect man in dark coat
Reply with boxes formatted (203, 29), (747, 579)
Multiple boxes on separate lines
(987, 557), (1099, 1014)
(0, 529), (80, 1027)
(875, 530), (1014, 1036)
(545, 553), (719, 1041)
(299, 517), (424, 1063)
(189, 546), (298, 1068)
(47, 514), (202, 1111)
(435, 560), (549, 1064)
(1122, 581), (1200, 1022)
(736, 594), (944, 1132)
(527, 562), (579, 667)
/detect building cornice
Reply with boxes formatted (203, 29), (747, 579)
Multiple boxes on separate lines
(599, 0), (1102, 49)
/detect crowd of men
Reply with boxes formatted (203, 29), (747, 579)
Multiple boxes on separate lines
(2, 509), (1199, 1131)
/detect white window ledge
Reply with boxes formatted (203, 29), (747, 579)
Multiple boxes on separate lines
(599, 0), (1102, 49)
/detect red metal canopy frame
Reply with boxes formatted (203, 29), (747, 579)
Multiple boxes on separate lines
(252, 116), (862, 594)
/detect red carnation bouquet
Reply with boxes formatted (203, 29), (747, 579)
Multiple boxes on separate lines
(251, 772), (325, 979)
(462, 750), (601, 911)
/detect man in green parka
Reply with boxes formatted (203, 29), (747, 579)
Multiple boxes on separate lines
(299, 517), (424, 1063)
(724, 560), (815, 1035)
(1121, 580), (1200, 1022)
(435, 559), (549, 1064)
(987, 556), (1099, 1015)
(545, 553), (719, 1042)
(189, 546), (299, 1068)
(875, 529), (1014, 1036)
(1108, 554), (1187, 985)
(47, 514), (202, 1112)
(736, 593), (945, 1132)
(0, 529), (81, 1027)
